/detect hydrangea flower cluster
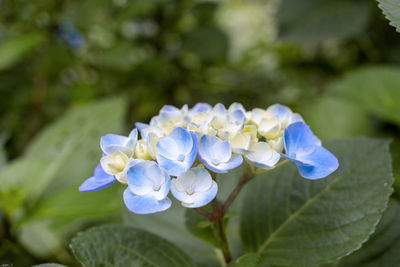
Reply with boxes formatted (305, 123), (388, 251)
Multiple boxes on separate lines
(79, 103), (338, 214)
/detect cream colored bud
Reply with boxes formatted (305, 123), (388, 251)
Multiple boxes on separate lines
(135, 139), (152, 160)
(258, 116), (281, 139)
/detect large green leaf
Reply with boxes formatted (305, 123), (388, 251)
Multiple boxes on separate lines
(277, 0), (370, 42)
(390, 142), (400, 197)
(378, 0), (400, 32)
(70, 224), (196, 267)
(240, 138), (393, 266)
(0, 33), (45, 71)
(0, 97), (127, 256)
(227, 253), (260, 267)
(332, 66), (400, 125)
(332, 199), (400, 266)
(123, 202), (220, 267)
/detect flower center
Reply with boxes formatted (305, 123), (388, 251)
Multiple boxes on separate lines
(211, 159), (220, 165)
(186, 187), (195, 195)
(177, 154), (185, 161)
(153, 184), (161, 191)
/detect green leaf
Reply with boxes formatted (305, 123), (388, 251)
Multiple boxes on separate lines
(0, 33), (45, 71)
(240, 138), (393, 266)
(332, 66), (400, 125)
(390, 142), (400, 197)
(183, 27), (229, 61)
(378, 0), (400, 32)
(0, 135), (7, 171)
(185, 208), (219, 247)
(301, 96), (369, 140)
(227, 253), (260, 267)
(32, 264), (67, 267)
(17, 221), (63, 258)
(70, 224), (196, 267)
(277, 0), (370, 42)
(123, 202), (219, 266)
(332, 199), (400, 266)
(25, 185), (123, 229)
(0, 97), (127, 256)
(184, 204), (230, 249)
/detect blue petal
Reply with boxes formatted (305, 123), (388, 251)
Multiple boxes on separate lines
(169, 127), (193, 155)
(135, 122), (149, 133)
(157, 154), (188, 176)
(160, 105), (180, 113)
(228, 102), (246, 113)
(213, 139), (232, 163)
(184, 181), (218, 208)
(79, 176), (116, 192)
(267, 104), (292, 122)
(230, 109), (245, 123)
(284, 122), (320, 157)
(213, 103), (226, 115)
(157, 131), (197, 176)
(100, 134), (128, 154)
(93, 163), (115, 182)
(198, 135), (232, 166)
(295, 146), (339, 180)
(198, 134), (220, 163)
(156, 137), (179, 160)
(199, 152), (242, 173)
(184, 131), (198, 167)
(128, 128), (138, 140)
(123, 189), (171, 214)
(191, 103), (212, 113)
(215, 154), (243, 172)
(126, 161), (155, 195)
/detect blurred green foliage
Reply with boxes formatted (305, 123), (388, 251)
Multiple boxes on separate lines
(1, 0), (400, 265)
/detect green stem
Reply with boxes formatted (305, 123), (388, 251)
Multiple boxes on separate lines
(211, 199), (232, 264)
(220, 168), (252, 216)
(200, 161), (288, 264)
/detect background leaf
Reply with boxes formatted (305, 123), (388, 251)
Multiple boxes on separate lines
(70, 224), (196, 267)
(240, 138), (393, 266)
(0, 97), (126, 257)
(378, 0), (400, 32)
(0, 33), (45, 71)
(32, 264), (67, 267)
(301, 96), (369, 140)
(332, 66), (400, 125)
(277, 0), (370, 42)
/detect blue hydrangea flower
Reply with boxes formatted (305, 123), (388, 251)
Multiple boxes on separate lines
(56, 22), (85, 49)
(198, 134), (243, 173)
(123, 161), (171, 214)
(171, 167), (218, 208)
(156, 127), (197, 176)
(79, 163), (116, 192)
(282, 122), (339, 179)
(100, 128), (138, 157)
